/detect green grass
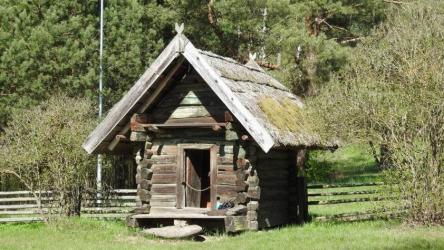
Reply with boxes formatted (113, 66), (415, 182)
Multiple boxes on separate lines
(0, 218), (443, 250)
(307, 144), (388, 218)
(308, 144), (381, 184)
(309, 201), (389, 216)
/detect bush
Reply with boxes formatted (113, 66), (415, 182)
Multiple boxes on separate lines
(306, 151), (336, 183)
(0, 94), (96, 216)
(312, 1), (444, 225)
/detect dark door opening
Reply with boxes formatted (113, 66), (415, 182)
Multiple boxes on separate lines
(185, 149), (211, 208)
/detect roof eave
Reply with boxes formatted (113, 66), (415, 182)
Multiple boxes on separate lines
(82, 35), (183, 154)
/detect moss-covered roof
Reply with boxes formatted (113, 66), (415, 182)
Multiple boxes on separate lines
(199, 50), (331, 148)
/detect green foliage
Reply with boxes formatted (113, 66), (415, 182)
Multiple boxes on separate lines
(307, 145), (380, 184)
(170, 0), (385, 96)
(0, 0), (387, 129)
(313, 1), (444, 225)
(0, 94), (96, 215)
(0, 0), (175, 127)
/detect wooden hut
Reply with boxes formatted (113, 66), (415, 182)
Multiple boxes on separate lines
(83, 25), (333, 232)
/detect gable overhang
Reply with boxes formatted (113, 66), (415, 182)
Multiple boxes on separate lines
(181, 39), (274, 152)
(82, 35), (183, 154)
(82, 34), (275, 154)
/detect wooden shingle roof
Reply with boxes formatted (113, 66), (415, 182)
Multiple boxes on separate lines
(82, 29), (329, 155)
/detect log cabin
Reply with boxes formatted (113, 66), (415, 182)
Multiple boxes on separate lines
(82, 24), (335, 232)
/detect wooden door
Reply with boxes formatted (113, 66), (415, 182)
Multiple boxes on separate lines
(185, 152), (203, 207)
(176, 144), (217, 210)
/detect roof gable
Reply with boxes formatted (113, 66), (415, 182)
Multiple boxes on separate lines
(82, 29), (329, 155)
(83, 33), (275, 154)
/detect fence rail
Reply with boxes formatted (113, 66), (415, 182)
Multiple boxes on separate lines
(0, 189), (137, 223)
(1, 183), (391, 223)
(307, 182), (392, 222)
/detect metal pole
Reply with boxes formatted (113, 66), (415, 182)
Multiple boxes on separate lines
(97, 0), (104, 200)
(260, 7), (267, 59)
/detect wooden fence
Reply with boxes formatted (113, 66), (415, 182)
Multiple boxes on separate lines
(0, 189), (137, 223)
(307, 182), (401, 222)
(1, 182), (397, 223)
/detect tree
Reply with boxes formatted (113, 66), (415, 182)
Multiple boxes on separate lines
(0, 0), (175, 127)
(169, 0), (385, 96)
(0, 94), (96, 216)
(312, 0), (444, 225)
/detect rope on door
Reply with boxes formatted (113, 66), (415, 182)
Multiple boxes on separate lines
(183, 181), (210, 192)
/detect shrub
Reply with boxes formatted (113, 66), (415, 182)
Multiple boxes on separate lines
(0, 94), (96, 216)
(312, 1), (444, 225)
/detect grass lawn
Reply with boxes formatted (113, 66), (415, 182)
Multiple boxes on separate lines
(0, 218), (443, 250)
(308, 144), (382, 184)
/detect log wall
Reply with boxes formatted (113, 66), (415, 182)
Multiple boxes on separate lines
(245, 146), (308, 229)
(149, 70), (226, 124)
(131, 68), (307, 231)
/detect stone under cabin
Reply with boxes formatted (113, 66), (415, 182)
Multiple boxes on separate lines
(82, 25), (333, 233)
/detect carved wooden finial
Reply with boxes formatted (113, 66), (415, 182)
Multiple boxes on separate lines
(175, 23), (184, 34)
(249, 52), (257, 61)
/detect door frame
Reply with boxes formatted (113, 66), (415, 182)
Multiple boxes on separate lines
(176, 144), (218, 210)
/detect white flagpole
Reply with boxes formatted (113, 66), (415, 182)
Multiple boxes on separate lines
(97, 0), (104, 200)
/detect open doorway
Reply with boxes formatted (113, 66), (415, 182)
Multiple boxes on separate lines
(184, 149), (211, 208)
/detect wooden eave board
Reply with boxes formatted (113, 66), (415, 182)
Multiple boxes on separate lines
(82, 35), (182, 154)
(83, 34), (276, 154)
(182, 41), (274, 152)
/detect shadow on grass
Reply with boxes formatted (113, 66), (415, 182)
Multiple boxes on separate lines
(307, 144), (382, 184)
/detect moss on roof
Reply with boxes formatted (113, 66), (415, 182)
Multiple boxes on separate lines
(258, 97), (312, 135)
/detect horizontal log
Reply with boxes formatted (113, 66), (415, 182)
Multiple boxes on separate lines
(217, 182), (247, 193)
(217, 156), (234, 165)
(153, 145), (177, 155)
(152, 164), (177, 174)
(224, 216), (248, 233)
(0, 217), (44, 223)
(216, 174), (245, 186)
(157, 94), (224, 107)
(149, 207), (209, 215)
(154, 106), (226, 120)
(151, 155), (176, 164)
(226, 205), (247, 216)
(0, 197), (53, 203)
(152, 138), (228, 145)
(307, 182), (384, 189)
(0, 191), (50, 196)
(150, 201), (177, 207)
(150, 195), (176, 203)
(151, 174), (177, 184)
(0, 209), (48, 215)
(308, 196), (387, 205)
(217, 164), (236, 172)
(151, 184), (176, 195)
(308, 190), (378, 197)
(164, 116), (221, 124)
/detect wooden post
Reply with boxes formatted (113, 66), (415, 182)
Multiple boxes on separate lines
(295, 149), (308, 223)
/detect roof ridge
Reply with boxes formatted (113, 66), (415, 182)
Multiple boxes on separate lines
(197, 49), (270, 74)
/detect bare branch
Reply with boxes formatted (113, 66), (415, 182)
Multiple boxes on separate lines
(384, 0), (409, 4)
